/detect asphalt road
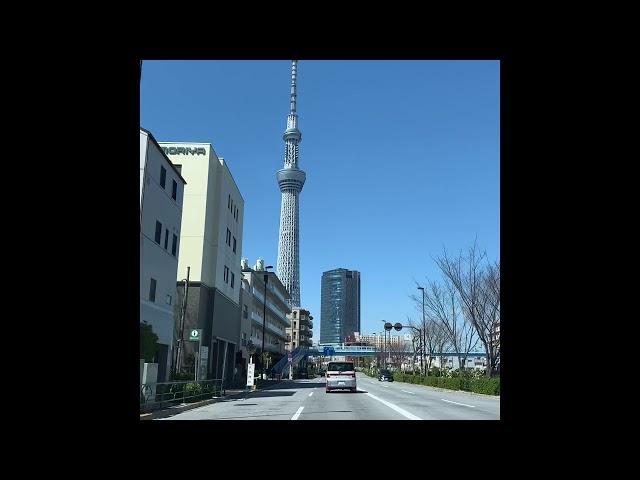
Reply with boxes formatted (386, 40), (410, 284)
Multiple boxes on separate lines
(158, 373), (500, 420)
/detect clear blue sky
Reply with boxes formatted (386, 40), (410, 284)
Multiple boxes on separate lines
(140, 60), (499, 341)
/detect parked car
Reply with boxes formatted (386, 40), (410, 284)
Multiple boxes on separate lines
(326, 361), (357, 393)
(378, 369), (394, 382)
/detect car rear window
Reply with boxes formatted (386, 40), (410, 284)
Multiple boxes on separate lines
(328, 362), (354, 372)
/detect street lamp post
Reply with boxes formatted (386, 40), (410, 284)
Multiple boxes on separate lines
(261, 265), (273, 380)
(417, 286), (426, 375)
(383, 321), (393, 368)
(380, 321), (386, 369)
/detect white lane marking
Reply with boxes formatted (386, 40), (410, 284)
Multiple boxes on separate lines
(441, 399), (475, 408)
(401, 390), (415, 395)
(364, 392), (422, 420)
(381, 384), (389, 388)
(308, 392), (313, 397)
(291, 406), (304, 420)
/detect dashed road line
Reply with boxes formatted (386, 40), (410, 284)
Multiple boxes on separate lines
(363, 391), (421, 420)
(441, 399), (475, 408)
(401, 390), (415, 395)
(308, 392), (313, 397)
(291, 406), (304, 420)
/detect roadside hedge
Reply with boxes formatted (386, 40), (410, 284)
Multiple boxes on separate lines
(390, 371), (500, 395)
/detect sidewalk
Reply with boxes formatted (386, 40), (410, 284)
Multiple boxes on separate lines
(140, 381), (283, 420)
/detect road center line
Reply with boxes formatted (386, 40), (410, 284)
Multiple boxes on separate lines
(291, 406), (304, 420)
(401, 390), (415, 395)
(441, 399), (475, 408)
(308, 392), (313, 397)
(364, 392), (422, 420)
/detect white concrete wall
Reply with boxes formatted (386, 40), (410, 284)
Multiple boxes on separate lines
(140, 131), (148, 213)
(216, 158), (244, 305)
(140, 132), (185, 378)
(160, 143), (244, 307)
(161, 143), (211, 284)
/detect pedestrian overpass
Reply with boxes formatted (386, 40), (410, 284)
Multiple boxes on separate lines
(271, 343), (491, 377)
(272, 344), (380, 377)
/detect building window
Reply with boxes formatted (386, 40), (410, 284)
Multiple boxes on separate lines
(155, 221), (162, 244)
(160, 166), (166, 188)
(164, 229), (169, 249)
(294, 321), (297, 328)
(243, 305), (248, 319)
(233, 237), (237, 253)
(226, 228), (231, 246)
(231, 272), (235, 289)
(293, 331), (297, 339)
(172, 180), (177, 200)
(224, 265), (229, 283)
(228, 194), (231, 210)
(166, 294), (172, 305)
(149, 278), (156, 302)
(171, 234), (178, 256)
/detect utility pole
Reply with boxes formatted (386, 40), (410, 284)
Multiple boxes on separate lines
(418, 286), (426, 375)
(176, 266), (190, 375)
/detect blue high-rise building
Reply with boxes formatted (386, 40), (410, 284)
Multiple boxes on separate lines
(320, 268), (361, 344)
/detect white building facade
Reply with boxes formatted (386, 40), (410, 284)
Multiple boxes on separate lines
(140, 129), (186, 382)
(160, 142), (244, 387)
(240, 259), (291, 363)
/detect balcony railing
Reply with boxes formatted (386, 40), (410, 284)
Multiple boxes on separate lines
(251, 289), (289, 324)
(268, 283), (289, 305)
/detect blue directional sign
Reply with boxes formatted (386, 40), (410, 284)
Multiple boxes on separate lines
(323, 346), (335, 356)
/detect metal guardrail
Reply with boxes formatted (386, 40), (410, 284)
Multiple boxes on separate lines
(140, 379), (224, 413)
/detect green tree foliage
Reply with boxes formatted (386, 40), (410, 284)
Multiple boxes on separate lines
(140, 322), (159, 362)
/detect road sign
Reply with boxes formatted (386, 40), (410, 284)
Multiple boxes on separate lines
(323, 346), (335, 356)
(246, 363), (255, 386)
(189, 329), (202, 341)
(288, 353), (292, 363)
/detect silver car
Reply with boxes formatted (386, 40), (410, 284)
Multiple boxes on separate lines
(326, 361), (357, 393)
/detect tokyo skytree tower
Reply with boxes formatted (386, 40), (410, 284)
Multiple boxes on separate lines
(276, 60), (306, 309)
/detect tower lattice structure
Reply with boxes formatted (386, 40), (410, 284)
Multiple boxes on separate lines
(276, 60), (305, 309)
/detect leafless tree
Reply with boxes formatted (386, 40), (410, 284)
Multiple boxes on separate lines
(406, 316), (425, 372)
(422, 276), (480, 371)
(435, 241), (500, 377)
(387, 336), (411, 371)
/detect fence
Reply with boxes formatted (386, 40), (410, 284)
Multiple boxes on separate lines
(140, 379), (224, 413)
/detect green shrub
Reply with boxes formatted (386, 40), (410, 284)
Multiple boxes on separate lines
(384, 369), (500, 396)
(470, 377), (500, 395)
(184, 382), (203, 402)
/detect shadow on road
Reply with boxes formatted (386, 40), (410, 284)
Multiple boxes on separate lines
(248, 390), (297, 398)
(267, 380), (325, 389)
(326, 389), (368, 394)
(203, 410), (355, 420)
